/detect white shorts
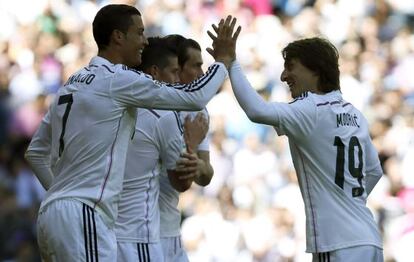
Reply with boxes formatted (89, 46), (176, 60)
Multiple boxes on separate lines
(37, 199), (116, 262)
(160, 236), (189, 262)
(312, 245), (383, 262)
(117, 241), (164, 262)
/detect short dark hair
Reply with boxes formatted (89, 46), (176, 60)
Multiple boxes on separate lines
(136, 37), (177, 71)
(282, 37), (340, 93)
(163, 34), (201, 68)
(92, 4), (141, 50)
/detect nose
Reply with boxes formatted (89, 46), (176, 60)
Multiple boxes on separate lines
(174, 72), (180, 83)
(197, 68), (204, 78)
(280, 69), (288, 82)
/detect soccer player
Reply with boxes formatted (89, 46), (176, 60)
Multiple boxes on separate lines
(24, 4), (240, 261)
(115, 37), (208, 262)
(224, 36), (384, 261)
(157, 34), (215, 261)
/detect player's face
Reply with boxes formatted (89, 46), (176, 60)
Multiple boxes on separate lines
(121, 15), (148, 67)
(157, 56), (180, 84)
(280, 58), (319, 98)
(179, 48), (203, 84)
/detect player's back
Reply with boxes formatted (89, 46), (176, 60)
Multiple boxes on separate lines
(42, 57), (137, 225)
(286, 91), (382, 253)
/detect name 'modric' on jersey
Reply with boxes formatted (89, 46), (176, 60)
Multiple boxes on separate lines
(336, 113), (360, 128)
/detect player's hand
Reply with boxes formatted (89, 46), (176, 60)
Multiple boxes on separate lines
(175, 152), (200, 180)
(206, 15), (241, 69)
(183, 112), (208, 153)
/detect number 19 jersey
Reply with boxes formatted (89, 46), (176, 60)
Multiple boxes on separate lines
(273, 91), (383, 253)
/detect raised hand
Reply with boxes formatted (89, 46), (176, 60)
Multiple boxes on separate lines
(206, 15), (241, 69)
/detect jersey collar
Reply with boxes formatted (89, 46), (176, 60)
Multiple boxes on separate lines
(90, 56), (114, 67)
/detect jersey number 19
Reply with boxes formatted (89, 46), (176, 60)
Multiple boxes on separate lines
(334, 136), (365, 197)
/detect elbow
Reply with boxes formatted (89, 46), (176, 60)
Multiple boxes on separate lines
(192, 100), (206, 111)
(167, 170), (193, 192)
(245, 110), (265, 124)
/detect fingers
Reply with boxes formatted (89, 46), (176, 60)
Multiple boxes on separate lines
(207, 30), (217, 42)
(233, 25), (242, 41)
(212, 24), (219, 34)
(177, 172), (197, 180)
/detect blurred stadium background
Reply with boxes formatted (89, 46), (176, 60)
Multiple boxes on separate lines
(1, 0), (414, 261)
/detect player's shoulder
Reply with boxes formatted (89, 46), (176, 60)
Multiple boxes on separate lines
(118, 64), (153, 81)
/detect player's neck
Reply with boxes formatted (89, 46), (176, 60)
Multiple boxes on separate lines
(97, 50), (123, 65)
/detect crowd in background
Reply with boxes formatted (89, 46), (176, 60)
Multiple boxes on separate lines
(0, 0), (413, 261)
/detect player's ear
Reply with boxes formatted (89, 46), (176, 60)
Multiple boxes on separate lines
(111, 29), (126, 46)
(149, 65), (159, 79)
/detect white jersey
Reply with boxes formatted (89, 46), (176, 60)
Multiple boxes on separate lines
(25, 56), (227, 227)
(229, 61), (383, 253)
(116, 108), (184, 243)
(159, 109), (210, 238)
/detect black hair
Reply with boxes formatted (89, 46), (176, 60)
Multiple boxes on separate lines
(92, 4), (141, 50)
(135, 37), (177, 71)
(163, 34), (201, 68)
(282, 37), (340, 92)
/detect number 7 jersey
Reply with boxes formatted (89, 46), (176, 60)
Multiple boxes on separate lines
(273, 90), (383, 253)
(26, 56), (228, 226)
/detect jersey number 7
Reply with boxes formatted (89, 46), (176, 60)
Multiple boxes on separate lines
(334, 136), (364, 197)
(58, 94), (73, 157)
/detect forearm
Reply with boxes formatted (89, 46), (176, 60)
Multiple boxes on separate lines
(229, 61), (276, 125)
(194, 151), (213, 186)
(127, 63), (228, 111)
(25, 153), (53, 190)
(365, 160), (383, 196)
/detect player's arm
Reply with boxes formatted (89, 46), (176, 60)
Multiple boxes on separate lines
(229, 61), (316, 138)
(173, 113), (212, 186)
(228, 61), (279, 125)
(113, 16), (240, 111)
(364, 140), (383, 195)
(25, 112), (54, 190)
(193, 150), (213, 186)
(184, 111), (214, 186)
(156, 114), (194, 192)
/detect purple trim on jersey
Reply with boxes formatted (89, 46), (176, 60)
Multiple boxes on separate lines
(316, 101), (329, 107)
(317, 100), (343, 107)
(94, 115), (123, 208)
(144, 170), (156, 242)
(289, 97), (306, 104)
(148, 109), (161, 118)
(295, 143), (319, 252)
(102, 64), (115, 74)
(173, 111), (183, 135)
(342, 103), (351, 107)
